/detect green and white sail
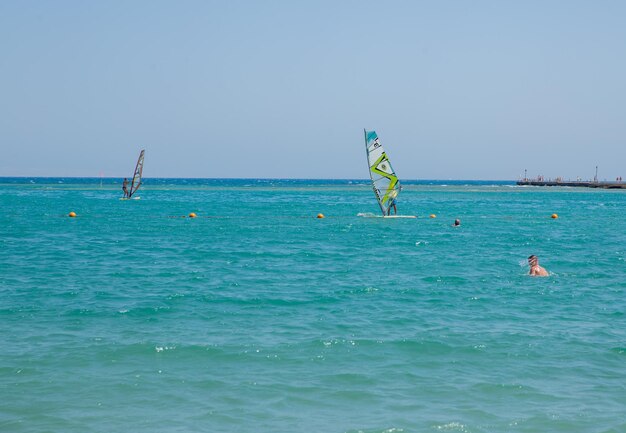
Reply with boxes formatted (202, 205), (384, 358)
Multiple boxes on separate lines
(128, 149), (145, 198)
(364, 130), (400, 216)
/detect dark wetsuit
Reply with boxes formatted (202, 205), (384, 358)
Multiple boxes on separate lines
(388, 199), (397, 215)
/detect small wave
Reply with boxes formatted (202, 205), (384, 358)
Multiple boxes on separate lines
(117, 305), (172, 316)
(155, 345), (176, 352)
(345, 428), (404, 433)
(322, 338), (358, 348)
(341, 286), (379, 295)
(434, 422), (469, 432)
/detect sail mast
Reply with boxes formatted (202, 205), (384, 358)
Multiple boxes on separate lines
(365, 129), (385, 215)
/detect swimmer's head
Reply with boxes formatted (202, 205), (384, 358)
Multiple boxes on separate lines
(528, 255), (538, 265)
(454, 219), (460, 226)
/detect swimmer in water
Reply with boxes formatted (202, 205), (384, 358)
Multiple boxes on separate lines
(453, 219), (460, 227)
(528, 255), (549, 277)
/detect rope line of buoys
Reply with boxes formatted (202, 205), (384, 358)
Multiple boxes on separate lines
(62, 212), (562, 221)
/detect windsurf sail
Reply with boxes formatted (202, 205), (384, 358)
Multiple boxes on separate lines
(128, 149), (145, 198)
(364, 130), (401, 216)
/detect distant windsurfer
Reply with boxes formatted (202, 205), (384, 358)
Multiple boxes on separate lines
(528, 255), (549, 277)
(122, 178), (129, 198)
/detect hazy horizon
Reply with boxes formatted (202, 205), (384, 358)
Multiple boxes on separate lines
(1, 175), (612, 183)
(1, 176), (518, 181)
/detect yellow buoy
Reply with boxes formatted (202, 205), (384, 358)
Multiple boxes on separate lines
(551, 213), (558, 219)
(429, 214), (436, 218)
(189, 212), (197, 218)
(317, 213), (325, 219)
(68, 211), (76, 218)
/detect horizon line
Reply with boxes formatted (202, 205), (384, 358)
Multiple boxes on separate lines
(0, 176), (518, 182)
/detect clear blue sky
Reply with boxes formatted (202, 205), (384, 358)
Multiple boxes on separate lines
(2, 1), (625, 179)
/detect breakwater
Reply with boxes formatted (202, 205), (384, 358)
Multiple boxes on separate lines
(517, 180), (626, 189)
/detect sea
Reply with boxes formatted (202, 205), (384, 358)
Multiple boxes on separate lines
(1, 178), (625, 433)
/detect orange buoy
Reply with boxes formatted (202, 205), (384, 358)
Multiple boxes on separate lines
(317, 213), (325, 219)
(68, 212), (76, 218)
(189, 212), (197, 218)
(551, 213), (558, 219)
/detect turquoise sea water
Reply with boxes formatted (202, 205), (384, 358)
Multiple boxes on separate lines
(1, 178), (625, 433)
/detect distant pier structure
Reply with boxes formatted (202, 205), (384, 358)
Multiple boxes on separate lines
(517, 174), (625, 189)
(517, 179), (626, 189)
(518, 166), (625, 189)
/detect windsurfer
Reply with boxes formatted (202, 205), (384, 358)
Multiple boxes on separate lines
(387, 189), (398, 215)
(122, 178), (129, 198)
(387, 198), (397, 215)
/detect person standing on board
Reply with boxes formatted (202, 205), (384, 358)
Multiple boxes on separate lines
(122, 178), (129, 198)
(387, 189), (399, 215)
(387, 197), (397, 215)
(528, 255), (549, 276)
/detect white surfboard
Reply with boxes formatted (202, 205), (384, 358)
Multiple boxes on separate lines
(357, 213), (416, 219)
